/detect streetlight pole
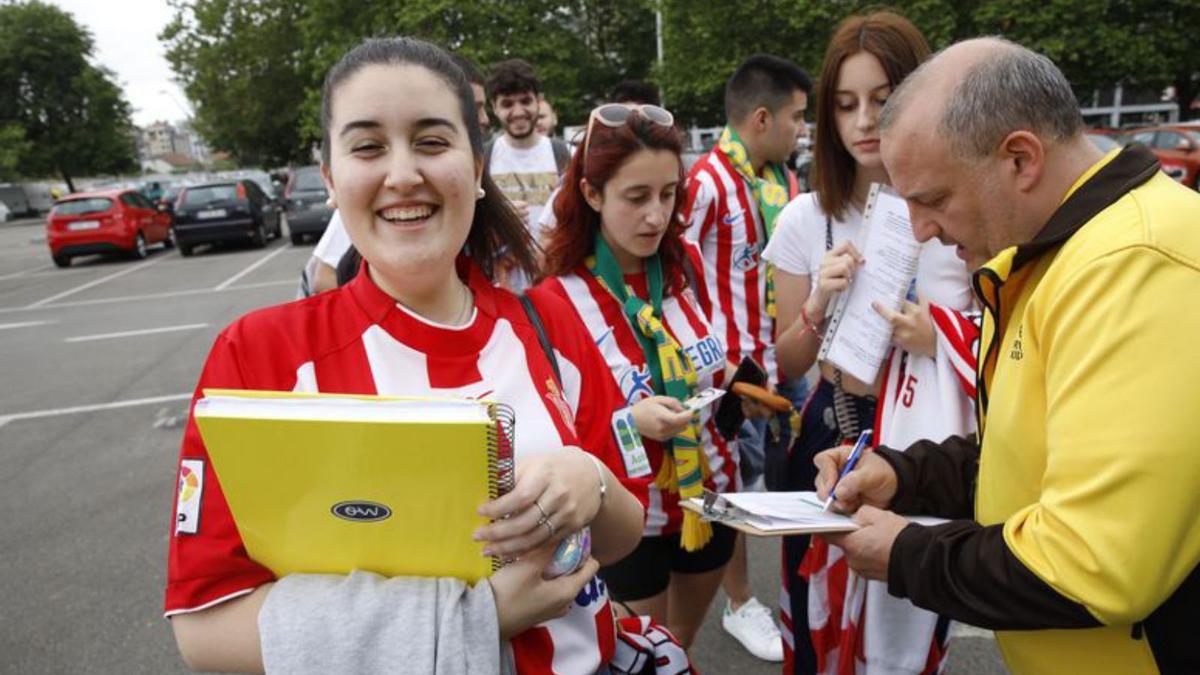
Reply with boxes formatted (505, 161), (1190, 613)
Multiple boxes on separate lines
(158, 89), (193, 121)
(157, 89), (207, 165)
(656, 6), (663, 66)
(655, 3), (665, 107)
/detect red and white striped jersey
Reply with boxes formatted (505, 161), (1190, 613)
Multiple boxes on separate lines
(538, 258), (739, 537)
(165, 260), (626, 675)
(683, 148), (778, 382)
(793, 304), (980, 675)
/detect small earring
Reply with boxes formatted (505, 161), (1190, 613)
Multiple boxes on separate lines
(325, 195), (337, 208)
(476, 187), (486, 200)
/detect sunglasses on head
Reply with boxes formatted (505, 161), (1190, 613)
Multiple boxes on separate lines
(582, 103), (675, 159)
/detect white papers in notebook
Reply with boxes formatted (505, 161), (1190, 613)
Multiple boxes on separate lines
(704, 491), (946, 533)
(818, 183), (922, 384)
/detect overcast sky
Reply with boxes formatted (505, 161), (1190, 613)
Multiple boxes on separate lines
(47, 0), (187, 127)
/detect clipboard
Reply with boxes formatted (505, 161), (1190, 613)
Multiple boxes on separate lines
(681, 490), (859, 537)
(683, 490), (949, 537)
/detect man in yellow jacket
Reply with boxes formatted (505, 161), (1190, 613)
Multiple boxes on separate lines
(814, 37), (1200, 674)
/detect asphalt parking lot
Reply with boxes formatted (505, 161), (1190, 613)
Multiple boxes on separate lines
(0, 217), (1005, 673)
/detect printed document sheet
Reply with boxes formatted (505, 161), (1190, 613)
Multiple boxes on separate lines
(706, 491), (947, 533)
(818, 184), (921, 383)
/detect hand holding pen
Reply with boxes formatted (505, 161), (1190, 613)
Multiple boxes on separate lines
(822, 430), (873, 511)
(813, 429), (899, 514)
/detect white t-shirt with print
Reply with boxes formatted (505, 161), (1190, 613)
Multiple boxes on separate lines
(489, 135), (559, 230)
(762, 192), (861, 278)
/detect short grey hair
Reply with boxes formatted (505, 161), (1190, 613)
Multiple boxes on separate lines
(880, 38), (1083, 159)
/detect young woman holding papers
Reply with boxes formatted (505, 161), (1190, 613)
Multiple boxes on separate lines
(165, 38), (647, 674)
(537, 104), (770, 652)
(760, 12), (979, 675)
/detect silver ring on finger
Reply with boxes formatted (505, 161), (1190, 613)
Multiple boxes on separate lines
(541, 516), (556, 539)
(533, 500), (548, 520)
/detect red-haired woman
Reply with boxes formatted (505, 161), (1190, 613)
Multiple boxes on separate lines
(538, 105), (749, 651)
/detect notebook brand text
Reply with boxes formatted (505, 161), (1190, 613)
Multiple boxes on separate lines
(331, 501), (392, 522)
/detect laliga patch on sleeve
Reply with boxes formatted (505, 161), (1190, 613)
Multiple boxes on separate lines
(174, 459), (204, 536)
(611, 407), (652, 478)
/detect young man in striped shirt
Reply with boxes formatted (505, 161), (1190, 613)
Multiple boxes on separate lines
(683, 53), (811, 662)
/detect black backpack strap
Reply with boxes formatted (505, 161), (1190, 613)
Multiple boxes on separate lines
(336, 245), (362, 286)
(550, 138), (572, 176)
(519, 293), (561, 386)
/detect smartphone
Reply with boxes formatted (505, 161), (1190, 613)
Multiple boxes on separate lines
(715, 357), (768, 440)
(683, 387), (726, 412)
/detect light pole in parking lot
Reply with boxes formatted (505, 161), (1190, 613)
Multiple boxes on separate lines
(158, 89), (193, 121)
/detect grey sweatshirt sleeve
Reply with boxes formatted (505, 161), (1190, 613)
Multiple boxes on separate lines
(259, 571), (504, 675)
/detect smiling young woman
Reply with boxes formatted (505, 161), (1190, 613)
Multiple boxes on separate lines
(164, 37), (647, 675)
(759, 11), (980, 675)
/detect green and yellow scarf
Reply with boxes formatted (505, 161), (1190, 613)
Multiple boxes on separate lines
(588, 233), (713, 551)
(717, 126), (795, 317)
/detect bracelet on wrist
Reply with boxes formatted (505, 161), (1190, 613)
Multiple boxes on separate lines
(800, 305), (824, 339)
(585, 453), (608, 505)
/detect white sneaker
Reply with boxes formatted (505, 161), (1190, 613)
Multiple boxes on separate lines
(721, 597), (784, 662)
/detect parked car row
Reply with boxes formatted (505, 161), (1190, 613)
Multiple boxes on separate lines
(1088, 125), (1200, 189)
(172, 179), (282, 256)
(46, 189), (173, 267)
(283, 165), (333, 245)
(1125, 126), (1200, 188)
(44, 166), (334, 268)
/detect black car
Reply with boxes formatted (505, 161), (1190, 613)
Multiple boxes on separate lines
(284, 165), (333, 244)
(172, 180), (283, 256)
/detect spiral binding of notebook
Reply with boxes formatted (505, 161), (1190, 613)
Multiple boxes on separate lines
(488, 402), (516, 499)
(487, 402), (516, 572)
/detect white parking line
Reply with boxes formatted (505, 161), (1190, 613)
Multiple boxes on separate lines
(0, 320), (54, 331)
(0, 278), (294, 314)
(0, 264), (52, 282)
(26, 267), (99, 279)
(64, 323), (209, 343)
(25, 256), (165, 309)
(214, 243), (292, 291)
(0, 392), (192, 430)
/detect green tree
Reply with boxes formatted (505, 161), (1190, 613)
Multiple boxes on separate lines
(163, 0), (658, 161)
(295, 0), (657, 136)
(0, 1), (138, 191)
(972, 1), (1156, 96)
(0, 124), (30, 180)
(658, 0), (1199, 126)
(161, 0), (311, 167)
(162, 0), (1200, 160)
(657, 0), (972, 126)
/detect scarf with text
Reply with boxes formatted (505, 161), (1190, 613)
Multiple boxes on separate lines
(589, 234), (713, 550)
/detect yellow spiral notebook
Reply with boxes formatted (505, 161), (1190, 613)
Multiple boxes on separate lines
(193, 389), (515, 583)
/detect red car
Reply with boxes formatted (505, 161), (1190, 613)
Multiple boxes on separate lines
(1126, 126), (1200, 189)
(46, 189), (174, 267)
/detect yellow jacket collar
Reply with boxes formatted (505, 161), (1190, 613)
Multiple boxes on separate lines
(978, 145), (1160, 284)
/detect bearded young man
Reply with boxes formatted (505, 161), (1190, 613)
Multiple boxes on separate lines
(485, 59), (570, 257)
